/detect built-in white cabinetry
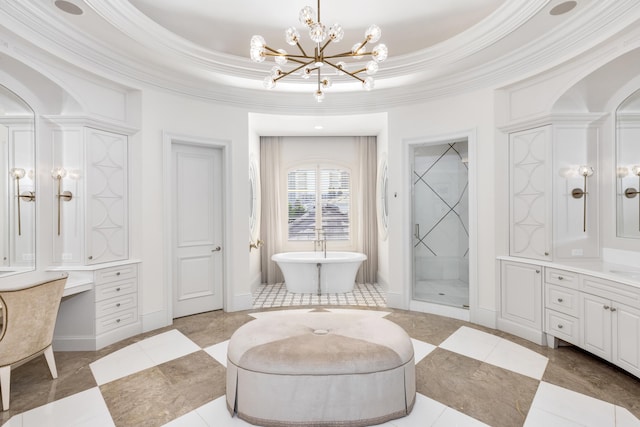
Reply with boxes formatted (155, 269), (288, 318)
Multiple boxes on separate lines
(509, 126), (552, 261)
(508, 119), (600, 262)
(498, 260), (544, 344)
(543, 267), (640, 378)
(51, 126), (128, 266)
(53, 262), (140, 351)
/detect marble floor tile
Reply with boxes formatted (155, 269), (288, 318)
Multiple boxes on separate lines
(485, 339), (549, 380)
(100, 351), (226, 427)
(529, 381), (616, 427)
(162, 396), (258, 427)
(21, 387), (113, 427)
(203, 340), (229, 367)
(3, 307), (639, 427)
(439, 326), (502, 361)
(90, 330), (199, 385)
(417, 348), (539, 427)
(412, 338), (437, 364)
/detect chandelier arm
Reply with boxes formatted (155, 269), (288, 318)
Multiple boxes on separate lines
(319, 39), (332, 53)
(323, 51), (373, 60)
(324, 60), (365, 83)
(274, 61), (315, 81)
(263, 45), (281, 54)
(295, 42), (308, 57)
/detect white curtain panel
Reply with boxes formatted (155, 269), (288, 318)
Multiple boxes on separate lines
(260, 137), (284, 284)
(356, 136), (378, 283)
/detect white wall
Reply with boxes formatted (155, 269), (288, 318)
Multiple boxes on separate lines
(385, 88), (497, 327)
(137, 89), (251, 330)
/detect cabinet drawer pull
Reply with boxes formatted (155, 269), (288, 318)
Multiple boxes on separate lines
(116, 272), (121, 276)
(116, 287), (121, 292)
(116, 303), (121, 307)
(88, 256), (93, 260)
(535, 270), (540, 273)
(544, 252), (549, 256)
(116, 319), (121, 323)
(558, 276), (564, 280)
(557, 298), (563, 303)
(557, 324), (563, 329)
(610, 307), (617, 312)
(604, 305), (610, 310)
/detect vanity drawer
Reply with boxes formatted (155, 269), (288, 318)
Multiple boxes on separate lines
(582, 276), (640, 307)
(96, 293), (138, 319)
(96, 308), (138, 335)
(545, 283), (579, 317)
(95, 264), (137, 285)
(545, 268), (579, 289)
(95, 278), (136, 302)
(545, 309), (579, 346)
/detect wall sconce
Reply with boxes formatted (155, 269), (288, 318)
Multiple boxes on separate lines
(623, 165), (640, 231)
(249, 239), (264, 251)
(571, 165), (594, 233)
(9, 167), (36, 236)
(51, 167), (73, 236)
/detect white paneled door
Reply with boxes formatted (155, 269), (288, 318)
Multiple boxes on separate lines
(172, 143), (223, 318)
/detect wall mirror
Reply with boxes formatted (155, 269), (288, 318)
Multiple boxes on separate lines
(616, 88), (640, 238)
(249, 157), (260, 242)
(0, 84), (36, 276)
(377, 156), (389, 240)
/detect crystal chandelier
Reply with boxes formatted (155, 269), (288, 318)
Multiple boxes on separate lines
(249, 0), (388, 102)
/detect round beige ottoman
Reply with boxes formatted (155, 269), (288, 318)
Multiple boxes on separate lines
(226, 311), (416, 427)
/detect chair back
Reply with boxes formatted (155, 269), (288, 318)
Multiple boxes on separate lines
(0, 276), (67, 366)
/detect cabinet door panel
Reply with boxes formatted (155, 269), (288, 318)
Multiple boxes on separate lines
(509, 126), (552, 261)
(581, 293), (611, 360)
(85, 129), (128, 264)
(501, 261), (542, 329)
(614, 304), (640, 377)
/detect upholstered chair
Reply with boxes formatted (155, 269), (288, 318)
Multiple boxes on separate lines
(0, 273), (68, 411)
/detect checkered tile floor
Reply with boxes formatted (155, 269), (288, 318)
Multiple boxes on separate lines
(3, 309), (639, 427)
(252, 282), (387, 308)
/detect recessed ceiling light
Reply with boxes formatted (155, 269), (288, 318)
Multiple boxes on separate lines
(549, 1), (577, 16)
(54, 0), (84, 15)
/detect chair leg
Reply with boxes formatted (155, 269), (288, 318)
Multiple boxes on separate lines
(43, 345), (58, 379)
(0, 365), (10, 411)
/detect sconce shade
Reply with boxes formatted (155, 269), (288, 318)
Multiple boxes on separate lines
(578, 165), (594, 177)
(9, 168), (26, 179)
(51, 167), (67, 179)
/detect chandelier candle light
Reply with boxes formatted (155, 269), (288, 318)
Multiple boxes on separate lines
(249, 0), (388, 102)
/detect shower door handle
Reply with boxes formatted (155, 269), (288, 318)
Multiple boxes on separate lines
(414, 224), (420, 240)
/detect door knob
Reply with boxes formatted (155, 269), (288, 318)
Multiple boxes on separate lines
(212, 246), (222, 252)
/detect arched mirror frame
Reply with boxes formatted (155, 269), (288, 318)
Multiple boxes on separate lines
(616, 88), (640, 239)
(1, 84), (36, 276)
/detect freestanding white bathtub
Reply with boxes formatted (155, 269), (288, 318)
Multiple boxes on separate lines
(272, 251), (367, 294)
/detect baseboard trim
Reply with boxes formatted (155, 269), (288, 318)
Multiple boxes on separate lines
(142, 309), (170, 333)
(230, 293), (253, 312)
(497, 317), (546, 346)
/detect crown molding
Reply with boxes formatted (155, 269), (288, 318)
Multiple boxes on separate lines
(0, 0), (639, 113)
(43, 115), (139, 135)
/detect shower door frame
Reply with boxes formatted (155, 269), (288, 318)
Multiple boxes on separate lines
(406, 130), (478, 322)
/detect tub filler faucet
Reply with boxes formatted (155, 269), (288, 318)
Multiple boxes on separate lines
(314, 228), (327, 258)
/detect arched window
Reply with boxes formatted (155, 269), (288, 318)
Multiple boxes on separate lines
(287, 165), (351, 241)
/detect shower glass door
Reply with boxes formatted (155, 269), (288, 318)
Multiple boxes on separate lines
(412, 140), (469, 308)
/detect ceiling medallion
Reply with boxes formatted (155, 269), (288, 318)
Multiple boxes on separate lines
(249, 0), (388, 102)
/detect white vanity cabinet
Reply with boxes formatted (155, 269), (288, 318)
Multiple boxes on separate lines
(498, 260), (544, 344)
(51, 126), (128, 266)
(580, 276), (640, 377)
(541, 269), (640, 378)
(53, 262), (141, 351)
(544, 268), (580, 346)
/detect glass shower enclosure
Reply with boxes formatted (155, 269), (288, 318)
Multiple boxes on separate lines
(412, 140), (469, 308)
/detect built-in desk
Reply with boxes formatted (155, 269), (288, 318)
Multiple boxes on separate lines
(49, 260), (141, 351)
(498, 256), (640, 379)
